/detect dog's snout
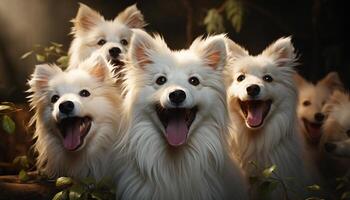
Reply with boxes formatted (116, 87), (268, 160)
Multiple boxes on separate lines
(324, 142), (337, 152)
(314, 112), (325, 122)
(246, 84), (260, 97)
(169, 90), (186, 105)
(109, 47), (121, 58)
(59, 101), (75, 114)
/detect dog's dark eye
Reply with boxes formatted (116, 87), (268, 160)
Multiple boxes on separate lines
(51, 95), (59, 103)
(347, 130), (350, 137)
(303, 100), (311, 106)
(97, 39), (106, 46)
(156, 76), (167, 85)
(189, 76), (200, 86)
(237, 74), (245, 82)
(120, 39), (128, 46)
(79, 89), (91, 97)
(263, 75), (273, 82)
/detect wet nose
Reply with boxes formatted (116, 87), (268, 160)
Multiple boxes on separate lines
(59, 101), (75, 114)
(314, 112), (325, 122)
(324, 142), (337, 152)
(109, 47), (121, 58)
(246, 84), (260, 97)
(169, 90), (186, 105)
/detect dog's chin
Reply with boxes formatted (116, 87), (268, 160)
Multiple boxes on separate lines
(155, 104), (198, 147)
(302, 118), (322, 144)
(56, 116), (92, 151)
(108, 58), (125, 75)
(238, 99), (272, 130)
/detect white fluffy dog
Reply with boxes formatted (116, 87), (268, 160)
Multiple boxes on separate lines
(28, 56), (123, 180)
(225, 37), (315, 199)
(68, 3), (145, 73)
(116, 29), (248, 200)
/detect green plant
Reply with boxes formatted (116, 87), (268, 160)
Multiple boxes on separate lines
(203, 0), (244, 34)
(52, 176), (116, 200)
(0, 102), (21, 135)
(21, 42), (68, 69)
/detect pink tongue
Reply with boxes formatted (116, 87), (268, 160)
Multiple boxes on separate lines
(247, 105), (264, 127)
(165, 117), (188, 146)
(63, 120), (81, 151)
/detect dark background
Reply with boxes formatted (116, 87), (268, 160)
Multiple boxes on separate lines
(0, 0), (348, 165)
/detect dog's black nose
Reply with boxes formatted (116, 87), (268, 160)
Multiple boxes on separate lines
(314, 113), (325, 122)
(169, 90), (186, 105)
(324, 142), (337, 152)
(59, 101), (75, 114)
(246, 84), (260, 97)
(109, 47), (121, 58)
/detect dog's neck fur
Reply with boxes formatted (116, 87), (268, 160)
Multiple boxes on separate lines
(117, 96), (242, 200)
(33, 107), (119, 180)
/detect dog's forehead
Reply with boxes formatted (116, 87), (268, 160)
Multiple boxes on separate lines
(93, 21), (131, 39)
(49, 70), (95, 93)
(232, 56), (276, 75)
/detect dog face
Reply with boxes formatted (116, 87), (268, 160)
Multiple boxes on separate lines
(321, 91), (350, 157)
(69, 3), (145, 71)
(29, 57), (116, 151)
(125, 30), (227, 147)
(225, 37), (297, 130)
(295, 72), (343, 144)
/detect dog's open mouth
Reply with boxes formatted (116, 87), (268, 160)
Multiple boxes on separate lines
(57, 116), (92, 151)
(239, 100), (272, 128)
(156, 105), (198, 147)
(302, 118), (322, 144)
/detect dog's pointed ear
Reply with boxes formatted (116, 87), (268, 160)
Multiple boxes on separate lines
(318, 72), (344, 91)
(262, 37), (296, 67)
(293, 73), (308, 88)
(191, 35), (227, 70)
(323, 90), (348, 114)
(225, 38), (248, 61)
(129, 29), (156, 68)
(73, 3), (103, 33)
(115, 4), (146, 28)
(29, 64), (62, 90)
(81, 55), (111, 82)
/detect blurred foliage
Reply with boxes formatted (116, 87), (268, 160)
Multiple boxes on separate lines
(21, 42), (68, 69)
(0, 102), (21, 135)
(12, 155), (36, 182)
(248, 161), (323, 200)
(53, 176), (116, 200)
(204, 0), (244, 33)
(336, 175), (350, 200)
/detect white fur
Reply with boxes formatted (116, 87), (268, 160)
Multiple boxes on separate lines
(225, 37), (315, 199)
(115, 30), (248, 200)
(27, 56), (123, 180)
(68, 3), (145, 70)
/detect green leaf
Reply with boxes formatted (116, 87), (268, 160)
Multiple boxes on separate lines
(13, 155), (30, 169)
(0, 105), (12, 112)
(21, 51), (33, 59)
(52, 190), (69, 200)
(51, 42), (63, 47)
(57, 56), (69, 68)
(203, 9), (225, 34)
(307, 184), (321, 191)
(2, 115), (15, 134)
(225, 0), (244, 32)
(56, 177), (74, 188)
(69, 190), (81, 200)
(262, 165), (276, 178)
(18, 169), (30, 182)
(36, 54), (46, 62)
(342, 191), (350, 200)
(337, 182), (346, 190)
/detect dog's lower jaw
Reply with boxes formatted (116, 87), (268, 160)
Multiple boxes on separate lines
(238, 99), (272, 129)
